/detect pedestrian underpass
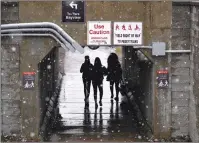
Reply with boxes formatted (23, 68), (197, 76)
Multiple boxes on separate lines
(2, 1), (199, 142)
(38, 46), (154, 142)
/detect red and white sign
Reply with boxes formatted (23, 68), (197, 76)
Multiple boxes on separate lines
(113, 22), (143, 45)
(87, 21), (111, 46)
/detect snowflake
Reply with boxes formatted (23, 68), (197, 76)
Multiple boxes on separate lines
(50, 134), (60, 141)
(22, 138), (27, 142)
(11, 47), (16, 52)
(138, 135), (142, 139)
(175, 78), (179, 82)
(30, 132), (35, 137)
(45, 97), (49, 102)
(154, 139), (158, 141)
(127, 92), (132, 96)
(23, 101), (26, 104)
(47, 65), (52, 69)
(173, 106), (178, 113)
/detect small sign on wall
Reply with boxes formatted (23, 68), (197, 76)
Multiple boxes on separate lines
(113, 22), (143, 45)
(157, 70), (169, 88)
(23, 72), (36, 90)
(87, 21), (112, 46)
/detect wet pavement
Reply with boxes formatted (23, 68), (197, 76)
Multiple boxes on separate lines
(49, 47), (146, 142)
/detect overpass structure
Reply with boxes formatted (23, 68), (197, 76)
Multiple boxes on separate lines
(1, 1), (199, 142)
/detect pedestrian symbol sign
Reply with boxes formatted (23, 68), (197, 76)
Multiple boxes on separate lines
(157, 70), (169, 88)
(23, 72), (36, 90)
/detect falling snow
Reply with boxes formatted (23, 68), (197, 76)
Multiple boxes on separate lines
(30, 132), (35, 137)
(47, 65), (52, 69)
(11, 47), (16, 52)
(1, 1), (198, 142)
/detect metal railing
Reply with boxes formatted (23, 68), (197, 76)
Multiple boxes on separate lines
(1, 22), (84, 53)
(120, 80), (153, 135)
(38, 46), (63, 141)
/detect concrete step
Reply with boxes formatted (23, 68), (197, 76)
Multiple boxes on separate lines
(57, 126), (138, 135)
(49, 132), (146, 142)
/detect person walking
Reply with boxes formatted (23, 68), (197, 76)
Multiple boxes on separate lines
(92, 57), (107, 108)
(80, 56), (93, 104)
(107, 53), (122, 101)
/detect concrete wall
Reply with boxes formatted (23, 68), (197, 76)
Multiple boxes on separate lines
(18, 1), (172, 46)
(1, 2), (21, 140)
(1, 1), (174, 140)
(171, 3), (191, 138)
(1, 2), (66, 141)
(20, 37), (59, 140)
(171, 3), (199, 142)
(190, 4), (199, 143)
(1, 38), (21, 137)
(1, 36), (59, 141)
(1, 2), (19, 24)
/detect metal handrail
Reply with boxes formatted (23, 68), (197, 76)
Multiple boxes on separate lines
(1, 28), (75, 52)
(1, 22), (84, 53)
(1, 33), (69, 51)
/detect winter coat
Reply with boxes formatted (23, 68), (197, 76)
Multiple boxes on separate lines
(80, 62), (93, 80)
(107, 62), (122, 82)
(92, 66), (107, 82)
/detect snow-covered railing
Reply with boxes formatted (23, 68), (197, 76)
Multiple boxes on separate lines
(1, 22), (84, 53)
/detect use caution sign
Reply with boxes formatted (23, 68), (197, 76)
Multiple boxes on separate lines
(87, 21), (112, 46)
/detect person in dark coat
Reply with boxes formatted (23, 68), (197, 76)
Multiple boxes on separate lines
(107, 53), (122, 101)
(80, 56), (93, 103)
(92, 57), (107, 107)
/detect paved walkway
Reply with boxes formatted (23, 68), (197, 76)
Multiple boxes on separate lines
(50, 47), (145, 142)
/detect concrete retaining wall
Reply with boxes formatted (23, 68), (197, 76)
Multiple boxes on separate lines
(171, 3), (191, 137)
(1, 41), (21, 137)
(1, 2), (21, 139)
(190, 5), (199, 143)
(171, 3), (199, 142)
